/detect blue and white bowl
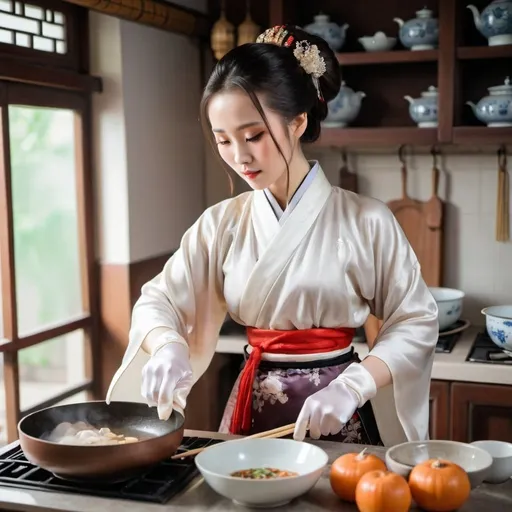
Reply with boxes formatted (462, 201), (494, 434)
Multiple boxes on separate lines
(481, 305), (512, 351)
(429, 287), (465, 331)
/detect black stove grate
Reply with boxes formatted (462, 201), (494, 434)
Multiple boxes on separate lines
(435, 331), (461, 353)
(0, 436), (221, 503)
(467, 330), (512, 364)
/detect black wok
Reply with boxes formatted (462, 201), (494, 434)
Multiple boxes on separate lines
(17, 400), (185, 481)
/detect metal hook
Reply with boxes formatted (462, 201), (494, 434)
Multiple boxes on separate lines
(498, 145), (507, 167)
(398, 144), (406, 165)
(431, 145), (440, 168)
(341, 148), (348, 166)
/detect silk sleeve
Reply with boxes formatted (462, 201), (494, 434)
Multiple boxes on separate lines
(362, 202), (439, 441)
(106, 205), (230, 402)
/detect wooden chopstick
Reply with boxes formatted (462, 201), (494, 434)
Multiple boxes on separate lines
(171, 423), (296, 460)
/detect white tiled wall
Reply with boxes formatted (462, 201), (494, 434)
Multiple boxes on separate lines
(304, 147), (512, 327)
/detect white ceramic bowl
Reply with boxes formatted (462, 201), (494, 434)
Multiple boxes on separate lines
(429, 287), (465, 331)
(195, 438), (328, 508)
(481, 305), (512, 351)
(471, 440), (512, 483)
(358, 32), (396, 51)
(385, 440), (492, 488)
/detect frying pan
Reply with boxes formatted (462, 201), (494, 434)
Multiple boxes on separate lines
(17, 400), (185, 482)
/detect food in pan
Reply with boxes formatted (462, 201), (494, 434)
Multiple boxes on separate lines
(230, 467), (299, 479)
(45, 421), (139, 446)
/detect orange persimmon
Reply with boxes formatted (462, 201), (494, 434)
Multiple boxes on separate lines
(355, 470), (412, 512)
(408, 458), (471, 512)
(330, 448), (387, 502)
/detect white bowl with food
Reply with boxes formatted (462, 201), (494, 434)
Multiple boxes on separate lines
(195, 438), (328, 508)
(471, 440), (512, 483)
(429, 287), (465, 331)
(481, 305), (512, 352)
(385, 440), (492, 488)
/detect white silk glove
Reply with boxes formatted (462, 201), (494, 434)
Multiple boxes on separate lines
(293, 362), (377, 441)
(141, 342), (193, 421)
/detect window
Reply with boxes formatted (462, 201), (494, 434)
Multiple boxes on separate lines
(0, 0), (67, 54)
(0, 81), (98, 445)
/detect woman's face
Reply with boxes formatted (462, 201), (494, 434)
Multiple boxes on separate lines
(207, 89), (302, 191)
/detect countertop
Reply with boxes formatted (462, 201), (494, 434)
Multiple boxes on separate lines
(216, 325), (512, 386)
(0, 430), (511, 511)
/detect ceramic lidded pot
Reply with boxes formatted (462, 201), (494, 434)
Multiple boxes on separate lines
(322, 81), (366, 128)
(304, 13), (349, 51)
(393, 7), (439, 50)
(404, 85), (438, 127)
(467, 1), (512, 46)
(466, 77), (512, 127)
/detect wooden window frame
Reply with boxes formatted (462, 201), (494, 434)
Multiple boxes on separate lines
(0, 80), (100, 443)
(0, 0), (101, 93)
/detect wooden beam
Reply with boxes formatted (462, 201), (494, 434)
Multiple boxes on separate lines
(62, 0), (211, 38)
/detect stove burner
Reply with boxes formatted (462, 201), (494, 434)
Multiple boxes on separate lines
(0, 436), (222, 503)
(51, 471), (135, 485)
(467, 330), (512, 364)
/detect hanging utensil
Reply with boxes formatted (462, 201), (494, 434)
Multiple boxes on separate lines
(339, 148), (358, 193)
(237, 0), (260, 46)
(496, 146), (509, 242)
(365, 145), (445, 346)
(211, 0), (235, 60)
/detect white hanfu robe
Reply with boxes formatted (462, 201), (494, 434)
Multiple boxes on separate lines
(106, 163), (439, 447)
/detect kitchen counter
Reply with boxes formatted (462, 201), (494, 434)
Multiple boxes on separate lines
(0, 430), (511, 512)
(216, 325), (512, 386)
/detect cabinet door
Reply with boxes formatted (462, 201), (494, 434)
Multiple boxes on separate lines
(429, 380), (450, 440)
(451, 382), (512, 443)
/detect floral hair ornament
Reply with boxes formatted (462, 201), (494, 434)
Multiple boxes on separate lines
(293, 40), (326, 100)
(256, 26), (326, 101)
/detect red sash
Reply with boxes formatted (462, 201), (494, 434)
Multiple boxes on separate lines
(229, 327), (355, 435)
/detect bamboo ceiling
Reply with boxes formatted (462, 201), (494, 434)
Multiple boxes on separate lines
(62, 0), (210, 37)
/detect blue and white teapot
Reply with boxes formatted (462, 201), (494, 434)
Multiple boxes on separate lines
(404, 85), (438, 127)
(467, 1), (512, 46)
(466, 77), (512, 127)
(304, 13), (349, 51)
(393, 7), (439, 50)
(323, 81), (366, 128)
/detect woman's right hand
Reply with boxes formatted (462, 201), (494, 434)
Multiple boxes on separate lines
(141, 342), (193, 421)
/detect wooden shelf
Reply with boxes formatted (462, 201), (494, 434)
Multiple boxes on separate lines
(457, 45), (512, 60)
(316, 127), (438, 147)
(336, 49), (438, 66)
(453, 127), (512, 145)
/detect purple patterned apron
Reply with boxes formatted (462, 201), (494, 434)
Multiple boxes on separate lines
(220, 346), (383, 445)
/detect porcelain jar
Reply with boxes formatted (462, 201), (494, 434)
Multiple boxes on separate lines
(466, 77), (512, 126)
(467, 1), (512, 46)
(404, 85), (438, 127)
(323, 82), (366, 127)
(304, 13), (348, 51)
(393, 7), (439, 50)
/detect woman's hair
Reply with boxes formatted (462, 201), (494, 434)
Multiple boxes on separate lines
(200, 24), (341, 195)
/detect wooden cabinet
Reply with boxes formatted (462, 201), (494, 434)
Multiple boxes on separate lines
(450, 382), (512, 443)
(429, 380), (450, 440)
(208, 0), (512, 147)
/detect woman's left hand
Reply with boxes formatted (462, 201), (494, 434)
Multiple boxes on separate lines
(293, 362), (377, 441)
(293, 379), (359, 441)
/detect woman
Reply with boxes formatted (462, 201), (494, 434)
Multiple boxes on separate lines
(106, 25), (438, 446)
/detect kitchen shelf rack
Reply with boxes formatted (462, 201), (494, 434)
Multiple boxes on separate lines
(208, 0), (512, 148)
(316, 127), (438, 147)
(336, 49), (438, 66)
(457, 45), (512, 60)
